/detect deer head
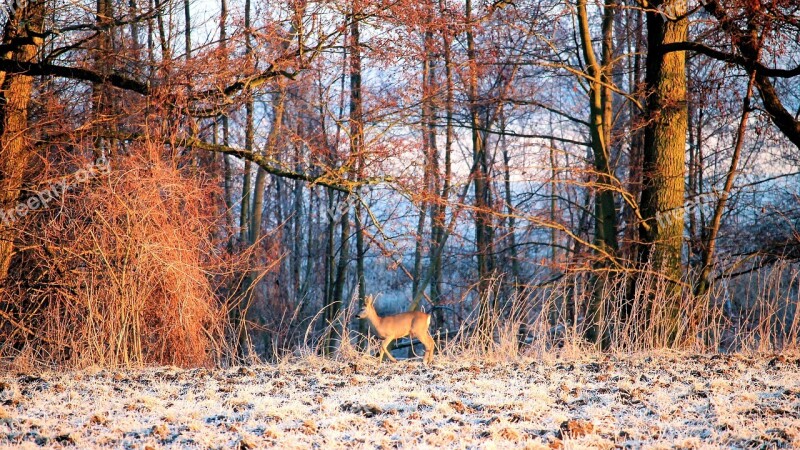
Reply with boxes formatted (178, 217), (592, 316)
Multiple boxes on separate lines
(357, 295), (375, 320)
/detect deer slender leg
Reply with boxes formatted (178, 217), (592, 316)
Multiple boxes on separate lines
(382, 338), (398, 362)
(420, 332), (435, 365)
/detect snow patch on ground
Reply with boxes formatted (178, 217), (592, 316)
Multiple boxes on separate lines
(1, 352), (799, 448)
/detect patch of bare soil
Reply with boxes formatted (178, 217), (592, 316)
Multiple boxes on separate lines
(1, 353), (799, 448)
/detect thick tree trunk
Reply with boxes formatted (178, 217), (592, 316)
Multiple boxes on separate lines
(638, 0), (688, 346)
(0, 0), (45, 285)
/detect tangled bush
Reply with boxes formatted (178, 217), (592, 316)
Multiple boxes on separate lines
(1, 144), (227, 367)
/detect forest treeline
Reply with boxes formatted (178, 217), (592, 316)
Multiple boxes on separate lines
(0, 0), (799, 367)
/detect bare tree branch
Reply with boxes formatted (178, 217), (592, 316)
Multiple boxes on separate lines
(105, 132), (393, 193)
(661, 41), (800, 78)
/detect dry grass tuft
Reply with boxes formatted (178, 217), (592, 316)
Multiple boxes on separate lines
(1, 143), (229, 368)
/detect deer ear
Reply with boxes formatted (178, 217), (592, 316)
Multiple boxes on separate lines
(366, 295), (374, 306)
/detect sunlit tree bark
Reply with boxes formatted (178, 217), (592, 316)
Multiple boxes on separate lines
(637, 0), (688, 345)
(0, 0), (45, 284)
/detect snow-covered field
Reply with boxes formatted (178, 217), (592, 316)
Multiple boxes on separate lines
(1, 352), (799, 449)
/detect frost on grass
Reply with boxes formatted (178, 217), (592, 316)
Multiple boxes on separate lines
(1, 353), (799, 448)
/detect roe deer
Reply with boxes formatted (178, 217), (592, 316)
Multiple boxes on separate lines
(357, 295), (435, 365)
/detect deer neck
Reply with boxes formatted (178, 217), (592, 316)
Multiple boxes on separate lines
(366, 309), (387, 335)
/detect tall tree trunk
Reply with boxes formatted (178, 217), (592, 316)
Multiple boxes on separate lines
(218, 0), (235, 253)
(216, 0), (239, 361)
(430, 0), (453, 317)
(500, 112), (519, 288)
(327, 201), (349, 355)
(324, 187), (335, 328)
(549, 135), (558, 262)
(325, 7), (362, 355)
(321, 59), (340, 339)
(416, 16), (438, 306)
(638, 0), (688, 346)
(288, 8), (306, 306)
(351, 4), (367, 345)
(183, 0), (191, 58)
(354, 197), (366, 345)
(155, 0), (169, 63)
(239, 125), (253, 244)
(623, 3), (645, 257)
(92, 0), (115, 161)
(0, 0), (45, 285)
(251, 85), (287, 244)
(412, 200), (427, 301)
(147, 0), (155, 71)
(231, 0), (256, 361)
(622, 3), (645, 320)
(129, 0), (141, 51)
(292, 165), (303, 301)
(466, 0), (496, 343)
(298, 186), (315, 302)
(239, 0), (254, 246)
(251, 4), (298, 245)
(577, 0), (618, 347)
(686, 93), (703, 265)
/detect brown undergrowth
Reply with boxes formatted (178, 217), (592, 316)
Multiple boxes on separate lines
(1, 143), (231, 368)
